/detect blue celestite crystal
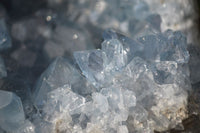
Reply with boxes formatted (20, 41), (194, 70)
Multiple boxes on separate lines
(73, 29), (190, 132)
(74, 49), (107, 88)
(0, 90), (25, 132)
(30, 28), (191, 132)
(74, 38), (127, 88)
(33, 57), (95, 108)
(103, 29), (144, 63)
(0, 90), (35, 133)
(0, 0), (195, 132)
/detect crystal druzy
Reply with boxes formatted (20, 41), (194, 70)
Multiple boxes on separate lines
(30, 29), (190, 133)
(0, 0), (195, 132)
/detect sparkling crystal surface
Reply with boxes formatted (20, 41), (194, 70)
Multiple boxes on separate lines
(28, 28), (190, 132)
(0, 0), (197, 132)
(73, 30), (189, 132)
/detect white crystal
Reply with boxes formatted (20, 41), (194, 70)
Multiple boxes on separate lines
(44, 85), (86, 115)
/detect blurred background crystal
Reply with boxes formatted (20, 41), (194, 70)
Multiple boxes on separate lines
(0, 90), (35, 133)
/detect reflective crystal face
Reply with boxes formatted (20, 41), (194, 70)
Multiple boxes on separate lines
(88, 51), (104, 72)
(72, 30), (189, 132)
(0, 0), (195, 132)
(33, 57), (95, 107)
(11, 26), (188, 133)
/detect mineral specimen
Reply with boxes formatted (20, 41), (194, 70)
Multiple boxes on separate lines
(0, 90), (35, 133)
(31, 29), (190, 132)
(0, 0), (196, 132)
(66, 0), (196, 44)
(33, 57), (95, 108)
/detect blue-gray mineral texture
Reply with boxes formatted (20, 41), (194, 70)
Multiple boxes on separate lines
(0, 0), (197, 133)
(0, 90), (35, 133)
(30, 29), (190, 133)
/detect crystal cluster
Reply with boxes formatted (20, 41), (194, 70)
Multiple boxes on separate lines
(0, 0), (196, 132)
(66, 0), (195, 43)
(29, 29), (190, 133)
(66, 0), (161, 38)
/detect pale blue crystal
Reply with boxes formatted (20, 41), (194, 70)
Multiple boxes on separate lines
(44, 85), (86, 115)
(151, 61), (178, 84)
(74, 49), (107, 87)
(74, 38), (128, 87)
(101, 39), (126, 71)
(33, 57), (94, 108)
(0, 90), (25, 132)
(33, 28), (190, 132)
(15, 120), (35, 133)
(103, 29), (144, 63)
(137, 30), (189, 63)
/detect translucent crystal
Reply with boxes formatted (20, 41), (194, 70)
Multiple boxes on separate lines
(33, 57), (95, 108)
(101, 39), (126, 71)
(34, 85), (85, 133)
(43, 85), (86, 115)
(75, 29), (189, 132)
(136, 30), (189, 63)
(74, 38), (128, 87)
(144, 0), (194, 38)
(151, 61), (178, 84)
(0, 90), (29, 133)
(33, 118), (54, 133)
(67, 0), (162, 38)
(15, 120), (35, 133)
(0, 90), (25, 132)
(103, 29), (144, 63)
(74, 49), (107, 87)
(32, 29), (190, 133)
